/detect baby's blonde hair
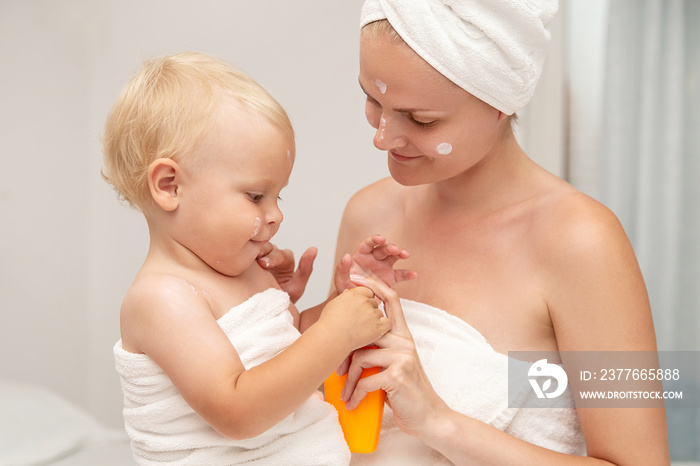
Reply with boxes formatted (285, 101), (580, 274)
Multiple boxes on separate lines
(102, 51), (294, 211)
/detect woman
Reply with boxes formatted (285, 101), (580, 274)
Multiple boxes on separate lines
(262, 0), (669, 464)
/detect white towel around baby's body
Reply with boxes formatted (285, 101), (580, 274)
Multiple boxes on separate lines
(114, 288), (350, 466)
(352, 299), (585, 465)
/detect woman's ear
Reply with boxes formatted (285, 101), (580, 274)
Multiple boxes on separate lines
(147, 158), (181, 212)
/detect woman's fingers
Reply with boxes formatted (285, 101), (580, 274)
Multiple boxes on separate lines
(336, 354), (351, 376)
(340, 346), (389, 404)
(345, 371), (384, 410)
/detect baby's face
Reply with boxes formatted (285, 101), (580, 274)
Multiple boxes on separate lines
(174, 102), (294, 277)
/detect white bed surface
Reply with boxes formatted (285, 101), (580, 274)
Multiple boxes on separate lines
(0, 379), (132, 466)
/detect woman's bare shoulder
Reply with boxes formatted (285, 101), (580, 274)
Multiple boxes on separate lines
(335, 177), (406, 258)
(342, 177), (405, 230)
(531, 182), (634, 270)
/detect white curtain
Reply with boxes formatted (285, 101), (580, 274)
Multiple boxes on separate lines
(567, 0), (700, 460)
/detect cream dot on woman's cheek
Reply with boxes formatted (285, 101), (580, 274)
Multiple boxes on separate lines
(436, 142), (453, 155)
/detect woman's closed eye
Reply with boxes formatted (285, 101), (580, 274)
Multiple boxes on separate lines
(366, 95), (381, 108)
(409, 115), (437, 128)
(365, 92), (437, 128)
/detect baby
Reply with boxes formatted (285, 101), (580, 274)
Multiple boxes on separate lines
(103, 52), (391, 465)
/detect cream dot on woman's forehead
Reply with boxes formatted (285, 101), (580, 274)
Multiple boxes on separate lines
(436, 142), (453, 155)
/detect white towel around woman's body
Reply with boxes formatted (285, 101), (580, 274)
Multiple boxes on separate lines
(352, 298), (585, 465)
(113, 288), (350, 466)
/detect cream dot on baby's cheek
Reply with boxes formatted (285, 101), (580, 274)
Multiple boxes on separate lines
(251, 217), (262, 238)
(436, 142), (453, 155)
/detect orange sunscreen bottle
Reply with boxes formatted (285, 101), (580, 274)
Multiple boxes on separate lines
(324, 350), (385, 453)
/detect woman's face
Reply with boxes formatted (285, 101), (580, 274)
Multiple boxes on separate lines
(359, 28), (507, 186)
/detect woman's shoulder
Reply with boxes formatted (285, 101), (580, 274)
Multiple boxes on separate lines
(530, 181), (632, 265)
(334, 177), (407, 257)
(348, 176), (403, 203)
(342, 176), (405, 228)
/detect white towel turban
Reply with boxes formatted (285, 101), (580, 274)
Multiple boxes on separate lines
(360, 0), (558, 115)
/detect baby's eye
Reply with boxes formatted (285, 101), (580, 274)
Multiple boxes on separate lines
(248, 193), (263, 203)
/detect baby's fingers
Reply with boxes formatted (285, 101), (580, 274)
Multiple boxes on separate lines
(394, 269), (419, 283)
(350, 275), (411, 338)
(355, 235), (387, 255)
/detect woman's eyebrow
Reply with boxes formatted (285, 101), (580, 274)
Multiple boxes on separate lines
(358, 78), (435, 114)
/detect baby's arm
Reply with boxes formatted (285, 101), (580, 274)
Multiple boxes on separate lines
(121, 275), (389, 440)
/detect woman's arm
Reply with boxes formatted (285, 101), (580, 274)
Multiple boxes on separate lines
(540, 198), (669, 464)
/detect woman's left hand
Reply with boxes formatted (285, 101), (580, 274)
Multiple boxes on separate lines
(341, 275), (450, 437)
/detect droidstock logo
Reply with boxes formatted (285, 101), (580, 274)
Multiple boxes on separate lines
(528, 359), (568, 399)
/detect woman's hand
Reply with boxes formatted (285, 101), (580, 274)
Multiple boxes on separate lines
(257, 243), (317, 303)
(340, 275), (450, 438)
(334, 235), (417, 294)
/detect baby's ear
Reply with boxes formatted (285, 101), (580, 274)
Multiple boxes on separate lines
(147, 158), (181, 212)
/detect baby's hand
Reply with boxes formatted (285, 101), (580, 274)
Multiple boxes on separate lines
(334, 235), (417, 294)
(319, 287), (391, 352)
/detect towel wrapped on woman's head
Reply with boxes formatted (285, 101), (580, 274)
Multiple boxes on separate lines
(360, 0), (558, 115)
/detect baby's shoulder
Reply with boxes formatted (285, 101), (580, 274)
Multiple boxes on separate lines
(122, 273), (205, 319)
(119, 272), (213, 353)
